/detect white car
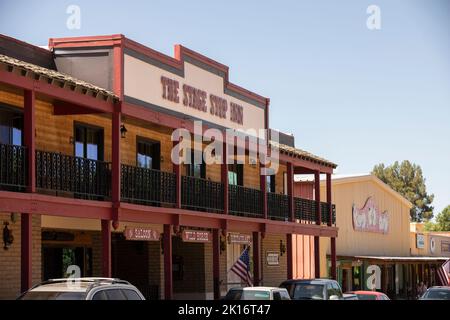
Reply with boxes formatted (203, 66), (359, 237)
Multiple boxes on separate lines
(224, 286), (291, 300)
(18, 278), (145, 300)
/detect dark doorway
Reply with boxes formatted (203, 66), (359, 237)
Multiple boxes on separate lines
(42, 246), (92, 280)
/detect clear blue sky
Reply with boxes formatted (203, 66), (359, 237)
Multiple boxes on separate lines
(1, 0), (449, 215)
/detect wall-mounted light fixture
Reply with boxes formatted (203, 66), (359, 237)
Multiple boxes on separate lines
(279, 239), (286, 256)
(3, 222), (14, 250)
(10, 213), (18, 224)
(220, 236), (226, 254)
(120, 124), (128, 139)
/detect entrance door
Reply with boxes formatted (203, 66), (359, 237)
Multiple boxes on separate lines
(42, 246), (92, 280)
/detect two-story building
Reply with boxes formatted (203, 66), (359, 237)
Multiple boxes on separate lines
(0, 34), (338, 299)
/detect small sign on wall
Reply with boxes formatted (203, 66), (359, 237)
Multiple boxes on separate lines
(181, 229), (211, 243)
(416, 233), (425, 249)
(124, 227), (160, 241)
(266, 251), (280, 266)
(228, 233), (252, 245)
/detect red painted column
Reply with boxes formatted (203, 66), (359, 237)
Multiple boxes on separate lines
(164, 224), (173, 299)
(212, 229), (221, 299)
(252, 232), (261, 286)
(112, 106), (121, 227)
(24, 89), (35, 193)
(314, 170), (321, 277)
(21, 213), (32, 292)
(287, 162), (294, 222)
(221, 141), (229, 215)
(101, 220), (111, 277)
(173, 141), (181, 209)
(21, 89), (35, 292)
(260, 162), (268, 219)
(287, 234), (293, 280)
(326, 173), (337, 279)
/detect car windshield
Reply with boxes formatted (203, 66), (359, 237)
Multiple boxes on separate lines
(19, 291), (87, 300)
(241, 290), (271, 300)
(423, 289), (450, 300)
(356, 294), (377, 300)
(292, 284), (324, 300)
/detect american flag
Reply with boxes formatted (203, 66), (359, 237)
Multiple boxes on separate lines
(230, 246), (253, 286)
(437, 259), (450, 286)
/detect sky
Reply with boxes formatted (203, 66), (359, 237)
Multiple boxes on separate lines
(0, 0), (449, 215)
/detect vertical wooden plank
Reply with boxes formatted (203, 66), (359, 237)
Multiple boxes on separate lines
(101, 219), (111, 277)
(24, 89), (35, 193)
(287, 234), (293, 279)
(287, 162), (294, 222)
(252, 232), (261, 286)
(164, 224), (173, 299)
(212, 229), (220, 299)
(314, 170), (321, 277)
(21, 213), (32, 292)
(221, 141), (229, 215)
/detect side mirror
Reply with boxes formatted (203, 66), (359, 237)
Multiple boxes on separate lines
(329, 295), (340, 300)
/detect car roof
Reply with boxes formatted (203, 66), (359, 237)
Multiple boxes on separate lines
(348, 291), (385, 296)
(230, 286), (286, 292)
(29, 277), (132, 293)
(281, 278), (335, 285)
(427, 286), (450, 290)
(30, 282), (91, 293)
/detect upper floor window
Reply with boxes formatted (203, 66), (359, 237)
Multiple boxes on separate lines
(186, 149), (205, 179)
(266, 175), (276, 193)
(137, 138), (160, 170)
(74, 123), (104, 161)
(0, 107), (23, 146)
(228, 163), (243, 186)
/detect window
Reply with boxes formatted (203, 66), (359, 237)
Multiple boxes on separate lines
(186, 149), (205, 178)
(74, 123), (104, 160)
(228, 163), (243, 186)
(266, 175), (275, 193)
(0, 107), (23, 145)
(92, 291), (107, 300)
(104, 289), (126, 300)
(332, 281), (343, 298)
(122, 289), (142, 300)
(283, 172), (288, 195)
(273, 291), (281, 300)
(137, 138), (160, 170)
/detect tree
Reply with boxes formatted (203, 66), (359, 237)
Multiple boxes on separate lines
(372, 161), (434, 222)
(424, 206), (450, 231)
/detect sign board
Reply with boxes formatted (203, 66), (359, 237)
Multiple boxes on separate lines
(124, 53), (266, 133)
(352, 197), (389, 234)
(442, 241), (450, 254)
(124, 227), (160, 241)
(228, 233), (252, 245)
(266, 251), (280, 266)
(416, 233), (425, 249)
(182, 230), (211, 243)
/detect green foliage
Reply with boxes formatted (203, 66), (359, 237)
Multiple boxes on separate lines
(372, 161), (434, 222)
(424, 206), (450, 231)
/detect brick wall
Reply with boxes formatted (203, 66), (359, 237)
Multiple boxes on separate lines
(0, 213), (41, 300)
(261, 233), (287, 287)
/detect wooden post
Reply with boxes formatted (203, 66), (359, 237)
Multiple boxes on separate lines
(112, 107), (121, 225)
(21, 213), (32, 292)
(287, 234), (293, 279)
(253, 232), (261, 286)
(260, 163), (268, 219)
(24, 89), (35, 193)
(101, 219), (111, 277)
(221, 141), (229, 215)
(173, 141), (181, 209)
(164, 224), (173, 299)
(314, 170), (321, 277)
(213, 229), (221, 299)
(287, 162), (294, 222)
(326, 173), (336, 279)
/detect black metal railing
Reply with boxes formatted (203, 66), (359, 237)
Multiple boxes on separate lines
(294, 197), (316, 223)
(181, 175), (224, 213)
(121, 164), (176, 206)
(36, 150), (111, 200)
(321, 202), (336, 225)
(0, 143), (27, 191)
(228, 184), (263, 218)
(267, 192), (290, 221)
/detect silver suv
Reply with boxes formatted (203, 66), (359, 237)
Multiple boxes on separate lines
(18, 278), (145, 300)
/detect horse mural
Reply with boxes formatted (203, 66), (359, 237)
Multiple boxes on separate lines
(352, 197), (389, 234)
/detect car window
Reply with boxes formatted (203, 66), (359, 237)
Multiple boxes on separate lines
(279, 290), (291, 300)
(241, 290), (270, 300)
(224, 289), (242, 300)
(331, 282), (343, 297)
(92, 291), (107, 300)
(104, 289), (126, 300)
(424, 289), (450, 300)
(356, 294), (377, 300)
(326, 284), (335, 299)
(273, 291), (282, 300)
(20, 291), (86, 300)
(122, 289), (142, 300)
(293, 284), (324, 300)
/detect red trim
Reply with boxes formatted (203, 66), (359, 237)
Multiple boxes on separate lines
(260, 162), (268, 219)
(212, 229), (220, 299)
(286, 234), (293, 279)
(0, 191), (112, 219)
(101, 220), (111, 277)
(53, 101), (104, 115)
(48, 34), (124, 49)
(331, 237), (337, 280)
(112, 107), (121, 224)
(0, 69), (115, 113)
(221, 141), (229, 215)
(314, 171), (321, 277)
(252, 232), (261, 286)
(24, 90), (35, 193)
(173, 140), (182, 209)
(20, 213), (32, 293)
(163, 224), (173, 300)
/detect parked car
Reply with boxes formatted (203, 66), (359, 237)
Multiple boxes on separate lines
(343, 293), (359, 300)
(346, 290), (390, 300)
(223, 287), (291, 300)
(279, 279), (343, 300)
(17, 278), (145, 300)
(419, 286), (450, 300)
